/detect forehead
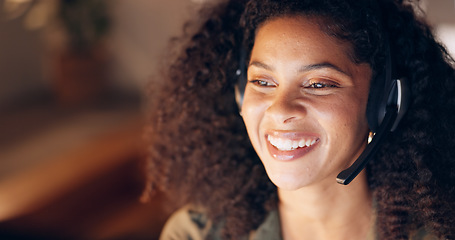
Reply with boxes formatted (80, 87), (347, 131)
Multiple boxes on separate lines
(253, 16), (354, 61)
(251, 16), (360, 73)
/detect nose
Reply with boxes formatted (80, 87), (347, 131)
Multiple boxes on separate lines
(265, 89), (307, 124)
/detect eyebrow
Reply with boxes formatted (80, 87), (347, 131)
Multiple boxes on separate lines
(249, 61), (273, 71)
(249, 61), (351, 77)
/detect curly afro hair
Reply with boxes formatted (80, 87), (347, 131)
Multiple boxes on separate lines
(146, 0), (455, 239)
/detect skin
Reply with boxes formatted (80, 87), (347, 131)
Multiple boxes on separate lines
(241, 16), (374, 239)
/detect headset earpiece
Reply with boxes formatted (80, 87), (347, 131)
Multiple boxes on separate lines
(391, 78), (410, 131)
(367, 77), (410, 133)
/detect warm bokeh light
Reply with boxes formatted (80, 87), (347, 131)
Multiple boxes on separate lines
(0, 0), (194, 239)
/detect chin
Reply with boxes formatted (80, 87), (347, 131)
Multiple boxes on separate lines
(266, 170), (315, 190)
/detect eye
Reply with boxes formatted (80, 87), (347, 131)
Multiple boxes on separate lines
(249, 79), (276, 87)
(305, 80), (339, 89)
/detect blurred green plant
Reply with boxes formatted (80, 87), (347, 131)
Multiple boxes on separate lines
(2, 0), (111, 51)
(58, 0), (110, 51)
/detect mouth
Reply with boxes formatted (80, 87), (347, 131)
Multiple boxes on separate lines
(267, 135), (317, 151)
(266, 133), (319, 161)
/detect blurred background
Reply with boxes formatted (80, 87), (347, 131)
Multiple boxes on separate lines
(0, 0), (453, 239)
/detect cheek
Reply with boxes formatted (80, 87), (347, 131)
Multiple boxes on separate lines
(242, 88), (268, 120)
(241, 94), (265, 139)
(316, 99), (369, 139)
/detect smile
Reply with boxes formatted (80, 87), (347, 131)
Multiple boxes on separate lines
(267, 135), (317, 151)
(265, 132), (320, 161)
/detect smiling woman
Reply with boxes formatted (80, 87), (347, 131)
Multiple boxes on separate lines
(146, 0), (455, 239)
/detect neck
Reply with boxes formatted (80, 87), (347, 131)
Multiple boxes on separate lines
(278, 171), (373, 240)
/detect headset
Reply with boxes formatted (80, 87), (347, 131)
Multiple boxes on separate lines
(337, 42), (411, 185)
(234, 35), (411, 185)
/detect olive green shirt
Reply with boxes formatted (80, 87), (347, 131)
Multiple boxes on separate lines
(160, 206), (438, 240)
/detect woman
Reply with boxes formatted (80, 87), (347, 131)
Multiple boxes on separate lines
(146, 0), (455, 239)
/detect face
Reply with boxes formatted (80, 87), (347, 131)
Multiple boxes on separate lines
(241, 16), (372, 190)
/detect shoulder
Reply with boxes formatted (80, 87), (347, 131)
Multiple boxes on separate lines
(159, 205), (222, 240)
(160, 206), (282, 240)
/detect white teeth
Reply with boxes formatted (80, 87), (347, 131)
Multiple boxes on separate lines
(292, 141), (299, 149)
(305, 139), (312, 147)
(268, 135), (317, 151)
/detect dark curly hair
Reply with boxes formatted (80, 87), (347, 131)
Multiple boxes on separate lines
(146, 0), (455, 239)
